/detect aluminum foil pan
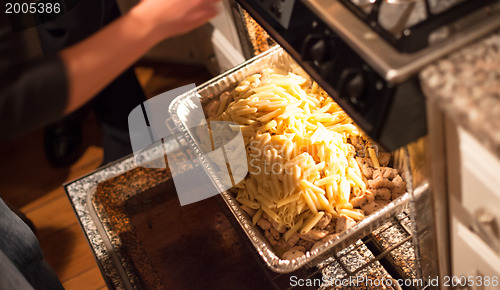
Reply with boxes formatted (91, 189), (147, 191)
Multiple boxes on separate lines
(168, 46), (419, 273)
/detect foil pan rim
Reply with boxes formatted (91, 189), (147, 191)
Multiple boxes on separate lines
(168, 46), (418, 273)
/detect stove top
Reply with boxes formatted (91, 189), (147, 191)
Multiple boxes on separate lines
(340, 0), (497, 52)
(347, 0), (466, 19)
(234, 0), (500, 148)
(302, 0), (500, 82)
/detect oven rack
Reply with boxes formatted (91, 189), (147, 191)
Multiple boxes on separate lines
(267, 210), (429, 290)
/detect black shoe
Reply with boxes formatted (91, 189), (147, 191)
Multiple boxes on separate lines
(44, 120), (84, 168)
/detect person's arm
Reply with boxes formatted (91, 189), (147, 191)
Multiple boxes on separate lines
(0, 0), (218, 140)
(61, 0), (219, 114)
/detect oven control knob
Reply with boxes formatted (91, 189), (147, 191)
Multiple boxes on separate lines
(270, 3), (282, 18)
(301, 34), (337, 74)
(338, 69), (367, 110)
(302, 35), (334, 63)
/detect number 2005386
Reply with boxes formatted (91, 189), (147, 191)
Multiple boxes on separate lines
(443, 276), (499, 287)
(5, 2), (61, 14)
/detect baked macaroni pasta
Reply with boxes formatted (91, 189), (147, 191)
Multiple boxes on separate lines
(206, 68), (406, 259)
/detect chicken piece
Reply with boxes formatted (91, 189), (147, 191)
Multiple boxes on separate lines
(311, 234), (338, 252)
(283, 247), (305, 260)
(362, 167), (374, 179)
(297, 239), (314, 250)
(276, 239), (291, 253)
(392, 190), (405, 200)
(350, 136), (365, 152)
(368, 177), (394, 189)
(311, 241), (322, 252)
(391, 175), (406, 199)
(315, 212), (332, 230)
(323, 233), (338, 243)
(361, 166), (374, 179)
(272, 219), (286, 233)
(324, 218), (337, 233)
(371, 188), (391, 200)
(350, 195), (365, 208)
(301, 229), (329, 241)
(241, 205), (256, 217)
(257, 218), (272, 231)
(378, 153), (391, 167)
(361, 200), (390, 215)
(371, 170), (386, 182)
(356, 157), (374, 179)
(350, 190), (375, 207)
(365, 156), (374, 167)
(299, 234), (315, 243)
(286, 233), (300, 247)
(270, 228), (281, 241)
(335, 215), (357, 233)
(265, 230), (278, 246)
(373, 167), (398, 180)
(392, 174), (405, 189)
(293, 245), (306, 252)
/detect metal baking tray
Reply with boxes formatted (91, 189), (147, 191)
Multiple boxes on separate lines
(168, 46), (421, 273)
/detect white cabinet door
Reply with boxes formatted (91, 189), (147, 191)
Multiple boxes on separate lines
(446, 118), (500, 289)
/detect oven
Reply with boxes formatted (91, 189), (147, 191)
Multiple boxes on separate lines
(63, 1), (500, 289)
(225, 0), (500, 288)
(231, 0), (500, 150)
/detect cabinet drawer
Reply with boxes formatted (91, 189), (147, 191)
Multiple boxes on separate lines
(455, 125), (500, 215)
(452, 218), (500, 290)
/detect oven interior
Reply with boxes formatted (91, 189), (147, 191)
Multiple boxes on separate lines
(218, 1), (470, 288)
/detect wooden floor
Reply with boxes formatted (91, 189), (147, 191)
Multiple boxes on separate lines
(0, 63), (211, 289)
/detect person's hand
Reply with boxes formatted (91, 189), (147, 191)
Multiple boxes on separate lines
(132, 0), (221, 42)
(58, 0), (221, 115)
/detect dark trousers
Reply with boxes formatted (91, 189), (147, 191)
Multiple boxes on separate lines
(0, 198), (64, 290)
